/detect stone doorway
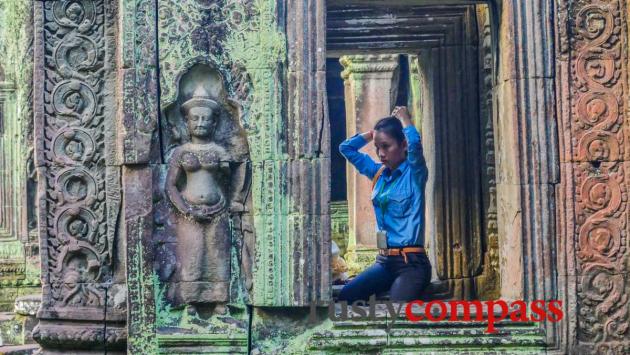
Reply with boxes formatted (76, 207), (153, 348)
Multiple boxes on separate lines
(23, 0), (629, 352)
(327, 1), (500, 300)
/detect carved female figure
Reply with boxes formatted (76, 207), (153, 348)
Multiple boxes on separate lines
(165, 86), (240, 315)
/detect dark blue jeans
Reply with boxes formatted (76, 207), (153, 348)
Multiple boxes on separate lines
(338, 253), (432, 303)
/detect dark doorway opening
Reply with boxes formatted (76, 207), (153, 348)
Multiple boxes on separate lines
(327, 1), (500, 301)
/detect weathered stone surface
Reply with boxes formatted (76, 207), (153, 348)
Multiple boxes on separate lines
(493, 78), (560, 185)
(161, 74), (253, 308)
(11, 0), (630, 353)
(156, 333), (247, 354)
(250, 158), (330, 216)
(278, 0), (333, 308)
(340, 54), (400, 272)
(122, 165), (156, 354)
(13, 296), (39, 317)
(32, 0), (125, 351)
(0, 344), (39, 355)
(286, 0), (326, 73)
(326, 3), (479, 53)
(32, 322), (127, 351)
(0, 0), (40, 316)
(258, 302), (548, 353)
(474, 4), (500, 300)
(119, 0), (159, 164)
(286, 70), (329, 159)
(497, 0), (555, 82)
(555, 0), (630, 352)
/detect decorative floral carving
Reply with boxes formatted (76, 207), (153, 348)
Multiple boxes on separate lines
(51, 1), (97, 31)
(40, 0), (114, 312)
(575, 92), (619, 130)
(190, 3), (227, 56)
(157, 0), (255, 116)
(575, 4), (615, 46)
(33, 323), (126, 349)
(54, 168), (98, 205)
(54, 34), (99, 74)
(570, 0), (629, 350)
(577, 131), (621, 161)
(52, 128), (96, 164)
(52, 80), (97, 124)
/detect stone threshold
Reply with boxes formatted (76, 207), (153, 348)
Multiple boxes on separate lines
(308, 320), (546, 354)
(156, 333), (248, 354)
(307, 301), (548, 354)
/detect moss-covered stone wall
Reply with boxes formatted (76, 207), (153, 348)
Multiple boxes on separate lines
(0, 0), (40, 313)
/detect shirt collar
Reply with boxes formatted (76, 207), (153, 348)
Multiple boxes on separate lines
(383, 160), (409, 181)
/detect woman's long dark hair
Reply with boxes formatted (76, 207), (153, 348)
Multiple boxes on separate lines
(374, 116), (405, 144)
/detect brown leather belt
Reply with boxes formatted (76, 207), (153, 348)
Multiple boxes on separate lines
(378, 247), (425, 264)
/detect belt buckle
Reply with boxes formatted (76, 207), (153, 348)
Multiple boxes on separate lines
(378, 248), (389, 256)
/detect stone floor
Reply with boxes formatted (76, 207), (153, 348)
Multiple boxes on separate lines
(304, 295), (548, 354)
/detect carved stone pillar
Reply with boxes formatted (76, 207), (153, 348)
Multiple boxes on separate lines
(556, 0), (630, 352)
(340, 54), (399, 273)
(32, 1), (126, 351)
(410, 52), (439, 283)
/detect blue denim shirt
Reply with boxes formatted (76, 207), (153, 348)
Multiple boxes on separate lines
(339, 125), (428, 247)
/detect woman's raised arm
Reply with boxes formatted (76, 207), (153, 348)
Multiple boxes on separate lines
(392, 106), (428, 179)
(339, 130), (381, 180)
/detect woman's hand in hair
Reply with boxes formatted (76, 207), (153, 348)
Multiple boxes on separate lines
(360, 130), (374, 142)
(391, 106), (413, 127)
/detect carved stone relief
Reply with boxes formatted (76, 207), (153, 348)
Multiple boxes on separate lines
(33, 0), (125, 350)
(39, 0), (111, 310)
(156, 0), (327, 313)
(474, 3), (500, 300)
(154, 64), (254, 317)
(567, 0), (630, 352)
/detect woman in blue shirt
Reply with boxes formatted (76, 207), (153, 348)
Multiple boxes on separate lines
(338, 106), (431, 303)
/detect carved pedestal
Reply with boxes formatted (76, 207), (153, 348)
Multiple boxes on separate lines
(340, 54), (400, 273)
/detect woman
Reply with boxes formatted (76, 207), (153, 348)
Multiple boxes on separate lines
(338, 106), (431, 303)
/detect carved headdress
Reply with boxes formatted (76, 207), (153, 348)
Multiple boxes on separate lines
(181, 86), (220, 115)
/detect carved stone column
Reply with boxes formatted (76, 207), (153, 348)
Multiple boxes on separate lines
(410, 51), (439, 283)
(556, 0), (630, 352)
(340, 54), (399, 273)
(32, 1), (126, 352)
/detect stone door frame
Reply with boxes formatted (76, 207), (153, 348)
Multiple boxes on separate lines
(326, 2), (498, 299)
(27, 0), (629, 353)
(288, 0), (630, 352)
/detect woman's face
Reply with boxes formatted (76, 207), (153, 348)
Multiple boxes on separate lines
(374, 130), (407, 170)
(186, 106), (216, 138)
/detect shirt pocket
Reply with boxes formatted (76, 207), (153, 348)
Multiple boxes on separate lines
(387, 189), (413, 218)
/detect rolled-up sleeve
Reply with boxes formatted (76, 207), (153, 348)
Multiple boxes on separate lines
(403, 126), (428, 180)
(339, 134), (381, 180)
